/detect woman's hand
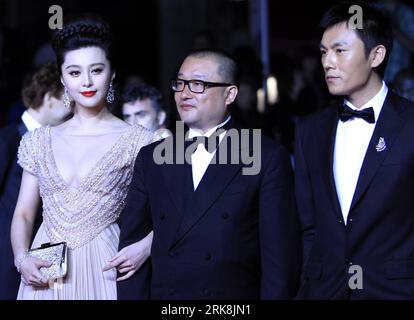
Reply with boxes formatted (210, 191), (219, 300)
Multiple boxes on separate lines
(19, 256), (52, 287)
(103, 231), (153, 281)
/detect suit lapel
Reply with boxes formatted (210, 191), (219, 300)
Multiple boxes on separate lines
(318, 107), (343, 218)
(160, 136), (193, 247)
(161, 162), (191, 211)
(349, 92), (405, 211)
(171, 129), (244, 247)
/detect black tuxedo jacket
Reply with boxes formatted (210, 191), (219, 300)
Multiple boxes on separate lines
(117, 126), (301, 300)
(0, 124), (26, 299)
(295, 91), (414, 299)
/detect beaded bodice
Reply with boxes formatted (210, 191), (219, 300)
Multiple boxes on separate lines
(18, 125), (153, 249)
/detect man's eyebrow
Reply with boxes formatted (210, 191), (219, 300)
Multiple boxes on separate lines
(176, 73), (208, 80)
(332, 41), (348, 47)
(320, 41), (348, 49)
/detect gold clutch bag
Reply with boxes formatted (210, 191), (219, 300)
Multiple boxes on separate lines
(28, 242), (68, 280)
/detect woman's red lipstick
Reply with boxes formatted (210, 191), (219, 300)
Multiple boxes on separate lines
(81, 91), (96, 97)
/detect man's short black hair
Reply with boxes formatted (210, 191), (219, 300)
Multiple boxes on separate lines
(187, 48), (240, 86)
(320, 0), (393, 77)
(121, 82), (165, 113)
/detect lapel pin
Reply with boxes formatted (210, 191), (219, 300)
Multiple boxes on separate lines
(375, 137), (386, 152)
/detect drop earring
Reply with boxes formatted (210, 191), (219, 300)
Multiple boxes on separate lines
(106, 82), (114, 104)
(63, 87), (72, 109)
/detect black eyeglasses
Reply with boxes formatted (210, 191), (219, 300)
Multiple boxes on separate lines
(171, 78), (234, 94)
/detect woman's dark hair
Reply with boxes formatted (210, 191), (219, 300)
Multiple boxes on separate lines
(21, 62), (63, 110)
(51, 13), (114, 73)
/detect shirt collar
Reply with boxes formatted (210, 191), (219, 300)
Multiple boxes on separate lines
(188, 116), (231, 139)
(344, 81), (388, 123)
(21, 110), (42, 131)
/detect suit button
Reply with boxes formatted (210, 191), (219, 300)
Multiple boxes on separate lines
(205, 253), (212, 261)
(169, 288), (175, 296)
(222, 212), (229, 219)
(349, 218), (353, 223)
(160, 213), (165, 220)
(339, 219), (343, 224)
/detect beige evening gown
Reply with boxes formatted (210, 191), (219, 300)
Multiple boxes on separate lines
(16, 124), (153, 300)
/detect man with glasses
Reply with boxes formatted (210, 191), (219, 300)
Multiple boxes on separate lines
(116, 49), (301, 300)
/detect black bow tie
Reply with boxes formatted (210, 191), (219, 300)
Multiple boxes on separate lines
(338, 103), (375, 124)
(185, 120), (232, 154)
(185, 135), (221, 154)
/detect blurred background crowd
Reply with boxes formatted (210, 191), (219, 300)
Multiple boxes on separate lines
(1, 0), (413, 155)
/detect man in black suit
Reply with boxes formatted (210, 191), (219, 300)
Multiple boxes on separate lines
(117, 49), (301, 299)
(295, 1), (414, 299)
(0, 124), (27, 300)
(0, 63), (69, 299)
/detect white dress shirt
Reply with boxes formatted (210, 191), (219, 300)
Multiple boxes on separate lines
(333, 82), (388, 223)
(21, 110), (42, 132)
(188, 116), (231, 190)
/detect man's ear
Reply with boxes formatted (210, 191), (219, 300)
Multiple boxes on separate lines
(157, 110), (167, 126)
(224, 85), (238, 106)
(370, 45), (386, 69)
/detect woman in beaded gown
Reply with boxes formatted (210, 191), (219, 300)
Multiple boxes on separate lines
(10, 14), (154, 300)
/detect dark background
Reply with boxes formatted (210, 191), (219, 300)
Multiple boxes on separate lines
(0, 0), (341, 124)
(4, 0), (413, 137)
